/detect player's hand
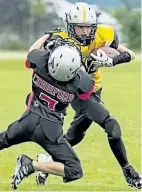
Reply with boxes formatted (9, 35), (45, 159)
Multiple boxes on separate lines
(44, 40), (56, 50)
(88, 49), (113, 70)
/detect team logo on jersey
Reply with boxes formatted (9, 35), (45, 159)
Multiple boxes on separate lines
(34, 100), (39, 107)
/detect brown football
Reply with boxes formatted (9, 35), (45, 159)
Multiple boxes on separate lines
(92, 47), (120, 58)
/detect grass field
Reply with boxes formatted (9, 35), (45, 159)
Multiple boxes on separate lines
(0, 59), (141, 191)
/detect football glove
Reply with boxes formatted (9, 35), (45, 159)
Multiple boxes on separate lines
(86, 49), (113, 73)
(86, 50), (131, 73)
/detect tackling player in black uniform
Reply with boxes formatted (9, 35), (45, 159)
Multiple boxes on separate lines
(0, 36), (95, 190)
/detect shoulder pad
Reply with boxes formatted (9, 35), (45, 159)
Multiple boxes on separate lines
(27, 49), (48, 68)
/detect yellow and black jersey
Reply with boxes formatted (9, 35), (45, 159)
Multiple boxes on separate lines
(46, 24), (119, 90)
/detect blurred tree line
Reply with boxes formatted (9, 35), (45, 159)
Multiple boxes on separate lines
(0, 0), (141, 51)
(0, 0), (62, 50)
(111, 1), (141, 50)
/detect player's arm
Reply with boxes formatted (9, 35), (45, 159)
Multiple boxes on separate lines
(109, 30), (134, 65)
(25, 34), (50, 68)
(28, 34), (50, 53)
(110, 30), (135, 60)
(77, 70), (95, 100)
(117, 44), (135, 60)
(87, 31), (134, 70)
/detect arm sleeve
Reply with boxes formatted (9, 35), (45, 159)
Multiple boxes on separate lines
(113, 52), (131, 65)
(110, 30), (119, 49)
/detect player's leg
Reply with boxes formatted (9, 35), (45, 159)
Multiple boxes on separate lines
(85, 98), (142, 189)
(65, 88), (102, 146)
(0, 110), (51, 189)
(0, 111), (32, 150)
(35, 89), (102, 185)
(11, 118), (83, 189)
(34, 119), (83, 182)
(36, 153), (52, 184)
(65, 112), (92, 146)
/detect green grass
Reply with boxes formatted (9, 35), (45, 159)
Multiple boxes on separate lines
(0, 59), (141, 191)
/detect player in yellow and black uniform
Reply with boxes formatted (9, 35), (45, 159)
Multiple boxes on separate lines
(35, 2), (141, 189)
(45, 24), (119, 90)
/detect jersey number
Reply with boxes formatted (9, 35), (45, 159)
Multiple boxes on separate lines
(39, 92), (58, 110)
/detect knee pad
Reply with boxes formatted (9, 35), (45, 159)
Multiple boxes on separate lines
(102, 117), (122, 139)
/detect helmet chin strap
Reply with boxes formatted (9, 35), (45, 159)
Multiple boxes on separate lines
(83, 39), (87, 46)
(75, 34), (94, 46)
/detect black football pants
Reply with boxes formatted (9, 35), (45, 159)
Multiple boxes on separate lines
(0, 110), (83, 182)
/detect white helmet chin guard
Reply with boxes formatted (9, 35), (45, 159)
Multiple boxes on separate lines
(48, 42), (82, 82)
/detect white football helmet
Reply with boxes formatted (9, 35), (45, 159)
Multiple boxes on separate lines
(65, 2), (98, 45)
(48, 43), (82, 82)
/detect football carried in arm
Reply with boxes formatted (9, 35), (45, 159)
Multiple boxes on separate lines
(92, 47), (120, 58)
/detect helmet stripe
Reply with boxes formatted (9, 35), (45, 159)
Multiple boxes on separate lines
(82, 5), (87, 22)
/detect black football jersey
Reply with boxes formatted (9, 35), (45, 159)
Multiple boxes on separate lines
(27, 65), (94, 123)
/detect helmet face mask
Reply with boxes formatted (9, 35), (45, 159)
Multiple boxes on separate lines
(65, 2), (98, 46)
(66, 22), (97, 45)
